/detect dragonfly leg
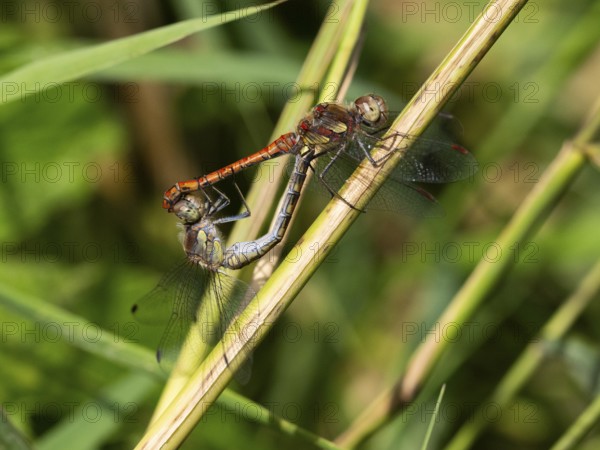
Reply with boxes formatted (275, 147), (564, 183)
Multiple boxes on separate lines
(175, 185), (231, 223)
(363, 133), (407, 166)
(222, 156), (310, 269)
(317, 145), (346, 197)
(203, 185), (231, 214)
(213, 182), (252, 225)
(320, 145), (346, 179)
(317, 147), (366, 213)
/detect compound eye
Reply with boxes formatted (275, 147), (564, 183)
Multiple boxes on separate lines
(354, 94), (388, 128)
(172, 198), (201, 224)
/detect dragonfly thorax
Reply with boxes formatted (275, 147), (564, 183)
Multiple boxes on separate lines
(297, 102), (358, 151)
(180, 221), (224, 270)
(172, 194), (226, 270)
(296, 95), (389, 154)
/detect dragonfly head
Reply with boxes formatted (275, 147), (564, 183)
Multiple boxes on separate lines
(354, 94), (388, 130)
(172, 195), (205, 224)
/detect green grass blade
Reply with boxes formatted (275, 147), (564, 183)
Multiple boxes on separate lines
(0, 283), (162, 377)
(421, 384), (446, 450)
(550, 386), (600, 450)
(0, 408), (35, 450)
(0, 0), (285, 105)
(218, 390), (343, 450)
(36, 372), (157, 450)
(92, 50), (301, 84)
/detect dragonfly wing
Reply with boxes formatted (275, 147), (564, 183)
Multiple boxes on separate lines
(342, 130), (478, 184)
(159, 262), (216, 371)
(133, 260), (256, 380)
(392, 139), (478, 183)
(132, 260), (211, 372)
(314, 153), (444, 217)
(131, 259), (192, 325)
(204, 272), (256, 384)
(367, 180), (444, 217)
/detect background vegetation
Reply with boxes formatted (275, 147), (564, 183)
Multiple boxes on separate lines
(1, 0), (599, 449)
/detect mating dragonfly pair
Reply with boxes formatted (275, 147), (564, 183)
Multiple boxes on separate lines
(133, 94), (478, 376)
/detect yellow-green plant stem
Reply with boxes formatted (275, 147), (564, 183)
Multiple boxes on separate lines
(335, 110), (590, 449)
(446, 259), (600, 450)
(401, 122), (588, 399)
(335, 27), (600, 450)
(227, 0), (358, 247)
(251, 0), (369, 282)
(135, 0), (529, 448)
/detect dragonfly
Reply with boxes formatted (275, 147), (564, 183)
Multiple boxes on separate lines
(132, 159), (310, 379)
(131, 186), (253, 378)
(162, 94), (478, 219)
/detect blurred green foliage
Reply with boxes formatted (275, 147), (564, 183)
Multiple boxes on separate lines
(1, 1), (600, 449)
